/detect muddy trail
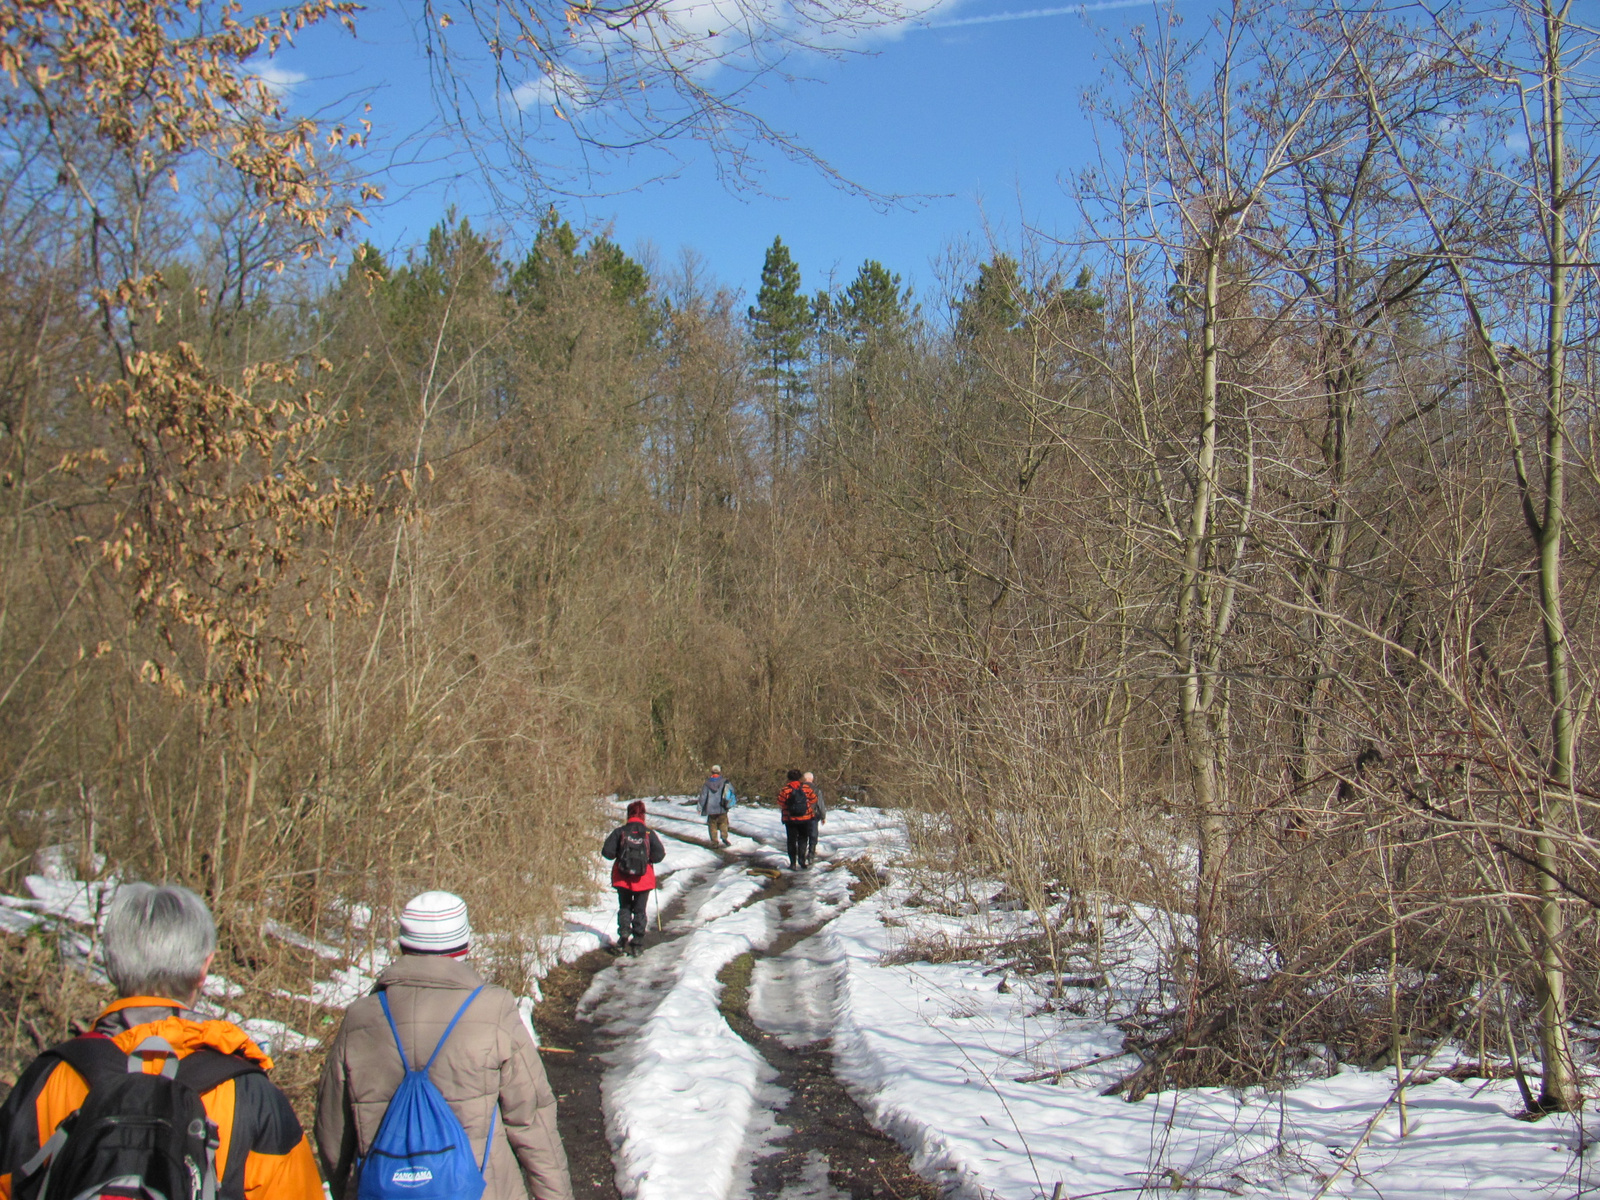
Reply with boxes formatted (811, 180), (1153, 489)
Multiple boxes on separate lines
(535, 946), (625, 1199)
(533, 816), (938, 1200)
(717, 893), (940, 1200)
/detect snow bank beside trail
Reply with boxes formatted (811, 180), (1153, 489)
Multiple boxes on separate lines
(821, 881), (1598, 1200)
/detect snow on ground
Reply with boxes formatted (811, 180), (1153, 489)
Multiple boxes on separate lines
(13, 799), (1597, 1200)
(578, 800), (1600, 1200)
(574, 795), (905, 1200)
(743, 861), (1600, 1200)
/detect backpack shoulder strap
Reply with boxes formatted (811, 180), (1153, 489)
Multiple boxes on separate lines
(46, 1036), (126, 1088)
(377, 989), (408, 1070)
(379, 985), (486, 1076)
(424, 986), (485, 1073)
(14, 1039), (124, 1184)
(174, 1048), (265, 1096)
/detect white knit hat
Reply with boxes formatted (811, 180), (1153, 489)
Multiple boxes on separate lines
(398, 891), (471, 955)
(711, 765), (722, 774)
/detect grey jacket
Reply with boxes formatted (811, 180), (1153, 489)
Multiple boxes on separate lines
(315, 954), (574, 1200)
(697, 774), (732, 816)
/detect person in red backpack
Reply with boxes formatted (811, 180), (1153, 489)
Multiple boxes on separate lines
(778, 770), (824, 870)
(601, 800), (666, 956)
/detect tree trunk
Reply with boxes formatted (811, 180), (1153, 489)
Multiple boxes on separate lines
(1534, 0), (1576, 1111)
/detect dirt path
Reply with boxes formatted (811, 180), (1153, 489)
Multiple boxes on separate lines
(718, 903), (940, 1200)
(535, 948), (625, 1200)
(534, 813), (940, 1199)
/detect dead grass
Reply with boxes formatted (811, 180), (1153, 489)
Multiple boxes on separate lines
(0, 930), (112, 1087)
(879, 931), (998, 966)
(841, 856), (887, 902)
(718, 951), (755, 1018)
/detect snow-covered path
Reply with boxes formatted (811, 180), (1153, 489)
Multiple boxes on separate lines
(572, 797), (905, 1200)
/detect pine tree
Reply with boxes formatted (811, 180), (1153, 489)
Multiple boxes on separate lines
(748, 236), (812, 471)
(955, 253), (1024, 341)
(839, 259), (911, 341)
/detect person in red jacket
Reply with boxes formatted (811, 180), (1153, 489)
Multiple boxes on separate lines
(601, 800), (666, 955)
(778, 770), (824, 870)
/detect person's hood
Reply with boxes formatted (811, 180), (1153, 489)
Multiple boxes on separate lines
(96, 998), (275, 1070)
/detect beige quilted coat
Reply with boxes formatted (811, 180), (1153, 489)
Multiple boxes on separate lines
(315, 954), (574, 1200)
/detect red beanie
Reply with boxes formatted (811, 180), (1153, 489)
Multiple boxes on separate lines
(626, 799), (647, 819)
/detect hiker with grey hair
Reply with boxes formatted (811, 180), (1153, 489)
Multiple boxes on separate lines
(696, 765), (736, 847)
(0, 882), (321, 1200)
(315, 891), (574, 1200)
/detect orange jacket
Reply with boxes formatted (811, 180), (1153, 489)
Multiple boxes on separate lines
(0, 997), (322, 1200)
(778, 781), (820, 822)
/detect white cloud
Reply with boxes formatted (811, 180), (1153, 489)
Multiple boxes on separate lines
(511, 64), (596, 112)
(247, 62), (309, 97)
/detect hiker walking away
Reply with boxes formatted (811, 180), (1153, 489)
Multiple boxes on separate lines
(0, 882), (322, 1200)
(697, 766), (737, 848)
(778, 770), (823, 870)
(315, 891), (574, 1200)
(601, 800), (666, 955)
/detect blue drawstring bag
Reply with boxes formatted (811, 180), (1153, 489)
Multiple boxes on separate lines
(357, 986), (497, 1200)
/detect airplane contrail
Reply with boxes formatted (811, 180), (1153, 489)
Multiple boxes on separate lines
(928, 0), (1161, 28)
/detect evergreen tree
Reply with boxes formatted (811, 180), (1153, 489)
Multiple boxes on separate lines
(509, 209), (581, 309)
(510, 211), (655, 342)
(838, 259), (911, 341)
(816, 260), (915, 462)
(955, 253), (1024, 341)
(586, 236), (650, 310)
(748, 236), (812, 470)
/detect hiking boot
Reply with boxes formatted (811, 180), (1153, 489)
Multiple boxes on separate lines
(627, 938), (644, 957)
(610, 938), (630, 956)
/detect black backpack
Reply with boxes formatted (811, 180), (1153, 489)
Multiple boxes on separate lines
(16, 1035), (264, 1200)
(784, 784), (812, 819)
(618, 824), (651, 878)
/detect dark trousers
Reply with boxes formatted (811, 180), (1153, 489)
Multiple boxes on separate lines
(616, 887), (650, 940)
(785, 819), (818, 867)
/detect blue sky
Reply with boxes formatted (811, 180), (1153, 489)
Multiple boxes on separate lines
(261, 0), (1187, 304)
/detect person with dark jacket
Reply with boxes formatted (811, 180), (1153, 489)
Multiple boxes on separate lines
(0, 883), (322, 1200)
(778, 770), (825, 870)
(697, 766), (736, 847)
(315, 891), (574, 1200)
(601, 800), (667, 955)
